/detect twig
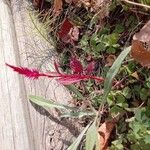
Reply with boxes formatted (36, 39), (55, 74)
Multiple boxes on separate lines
(121, 0), (150, 9)
(129, 8), (150, 15)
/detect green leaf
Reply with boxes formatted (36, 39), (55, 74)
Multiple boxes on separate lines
(29, 95), (74, 110)
(95, 42), (106, 52)
(116, 94), (126, 103)
(66, 85), (84, 100)
(110, 139), (124, 150)
(85, 120), (99, 150)
(61, 111), (95, 118)
(103, 46), (131, 101)
(144, 135), (150, 144)
(106, 47), (116, 54)
(67, 123), (91, 150)
(122, 87), (131, 99)
(114, 24), (125, 34)
(80, 35), (89, 47)
(140, 88), (148, 100)
(107, 33), (119, 46)
(110, 105), (124, 115)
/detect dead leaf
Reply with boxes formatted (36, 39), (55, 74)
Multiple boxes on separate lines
(98, 118), (117, 150)
(131, 40), (150, 68)
(98, 121), (115, 150)
(65, 0), (111, 13)
(69, 26), (80, 41)
(133, 20), (150, 44)
(53, 0), (63, 17)
(105, 55), (116, 67)
(65, 0), (77, 4)
(65, 0), (85, 7)
(91, 0), (108, 10)
(32, 0), (42, 8)
(58, 19), (74, 43)
(65, 0), (72, 3)
(131, 20), (150, 68)
(131, 71), (139, 80)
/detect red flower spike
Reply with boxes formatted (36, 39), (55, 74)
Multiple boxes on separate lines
(70, 57), (83, 74)
(6, 61), (104, 85)
(6, 63), (41, 79)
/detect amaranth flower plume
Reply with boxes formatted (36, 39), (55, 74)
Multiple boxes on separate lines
(6, 59), (104, 85)
(6, 63), (53, 79)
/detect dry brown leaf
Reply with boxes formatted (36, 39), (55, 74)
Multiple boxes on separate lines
(91, 0), (109, 10)
(33, 0), (42, 8)
(131, 71), (139, 80)
(98, 114), (122, 150)
(131, 40), (150, 68)
(53, 0), (63, 17)
(133, 20), (150, 44)
(65, 0), (86, 7)
(131, 20), (150, 68)
(98, 119), (117, 150)
(65, 0), (72, 3)
(69, 26), (80, 41)
(105, 55), (116, 67)
(65, 0), (78, 4)
(65, 0), (111, 14)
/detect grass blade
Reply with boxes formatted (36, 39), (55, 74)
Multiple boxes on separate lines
(29, 95), (74, 110)
(103, 46), (131, 100)
(85, 119), (99, 150)
(61, 111), (95, 118)
(67, 123), (91, 150)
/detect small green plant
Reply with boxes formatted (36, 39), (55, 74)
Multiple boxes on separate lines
(79, 25), (122, 57)
(80, 17), (131, 56)
(127, 107), (150, 150)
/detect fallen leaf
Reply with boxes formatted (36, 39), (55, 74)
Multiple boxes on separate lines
(69, 26), (80, 42)
(53, 0), (63, 17)
(131, 40), (150, 68)
(131, 71), (139, 80)
(65, 0), (83, 7)
(58, 19), (74, 43)
(32, 0), (42, 8)
(133, 20), (150, 44)
(65, 0), (77, 4)
(98, 118), (118, 150)
(105, 55), (116, 67)
(131, 20), (150, 68)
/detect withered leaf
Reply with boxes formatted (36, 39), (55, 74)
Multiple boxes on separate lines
(53, 0), (63, 17)
(98, 119), (117, 150)
(131, 40), (150, 68)
(69, 26), (80, 42)
(105, 55), (116, 67)
(131, 20), (150, 68)
(58, 19), (74, 43)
